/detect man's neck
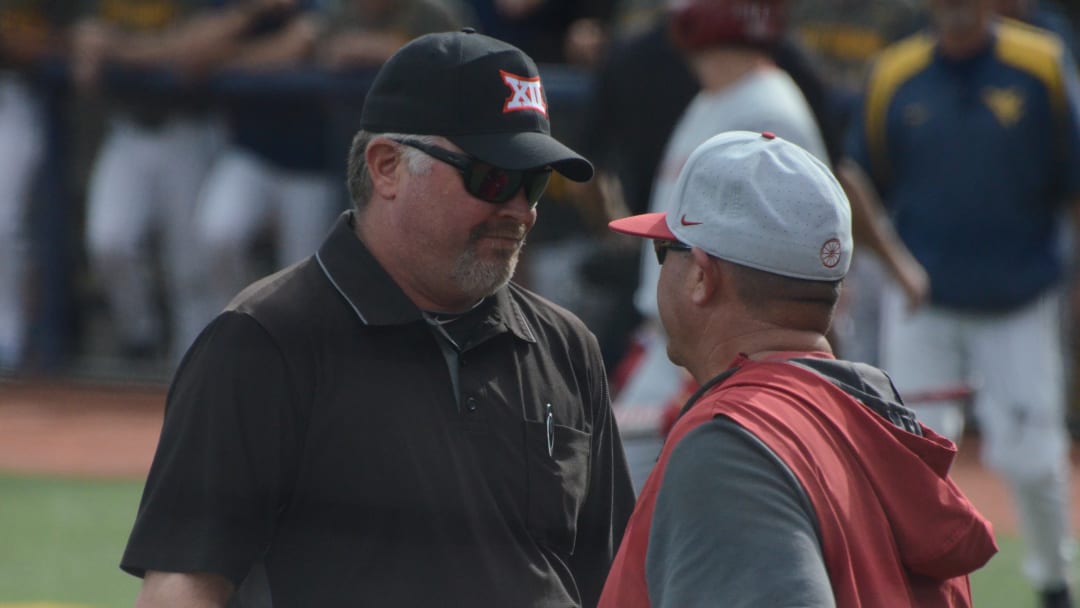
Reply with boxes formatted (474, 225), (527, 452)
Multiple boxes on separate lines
(690, 327), (833, 384)
(692, 47), (774, 92)
(937, 17), (993, 60)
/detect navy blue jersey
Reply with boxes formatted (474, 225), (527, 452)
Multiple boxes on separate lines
(846, 20), (1080, 311)
(223, 0), (331, 173)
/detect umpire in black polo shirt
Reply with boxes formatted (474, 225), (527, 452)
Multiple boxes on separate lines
(120, 29), (636, 607)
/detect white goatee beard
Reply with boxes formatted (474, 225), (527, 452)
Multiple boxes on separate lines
(451, 242), (522, 299)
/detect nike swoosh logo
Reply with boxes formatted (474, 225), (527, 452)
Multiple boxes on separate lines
(680, 215), (703, 226)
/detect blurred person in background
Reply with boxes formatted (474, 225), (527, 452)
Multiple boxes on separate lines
(0, 0), (75, 372)
(317, 0), (473, 69)
(197, 0), (470, 322)
(74, 0), (291, 366)
(844, 0), (1080, 604)
(572, 0), (856, 384)
(463, 0), (616, 65)
(194, 0), (331, 324)
(789, 0), (926, 128)
(609, 0), (831, 490)
(787, 0), (927, 368)
(571, 2), (699, 376)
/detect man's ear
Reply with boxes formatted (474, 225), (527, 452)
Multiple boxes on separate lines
(365, 137), (402, 200)
(690, 247), (719, 306)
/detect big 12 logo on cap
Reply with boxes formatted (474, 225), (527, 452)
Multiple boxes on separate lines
(501, 70), (547, 116)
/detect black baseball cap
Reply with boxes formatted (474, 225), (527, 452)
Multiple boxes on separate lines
(358, 29), (594, 182)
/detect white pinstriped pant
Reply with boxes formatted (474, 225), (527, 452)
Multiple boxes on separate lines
(0, 74), (44, 368)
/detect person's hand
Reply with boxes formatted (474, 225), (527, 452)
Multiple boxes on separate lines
(225, 0), (297, 35)
(564, 18), (607, 66)
(317, 31), (408, 69)
(494, 0), (546, 21)
(70, 19), (112, 93)
(0, 19), (54, 66)
(283, 15), (323, 58)
(835, 159), (930, 312)
(248, 0), (298, 19)
(894, 253), (930, 312)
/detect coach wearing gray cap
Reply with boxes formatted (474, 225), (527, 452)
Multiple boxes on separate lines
(598, 131), (996, 608)
(119, 29), (634, 607)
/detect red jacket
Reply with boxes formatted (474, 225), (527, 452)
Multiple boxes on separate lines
(600, 353), (998, 608)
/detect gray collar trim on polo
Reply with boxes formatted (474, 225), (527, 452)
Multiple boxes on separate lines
(315, 211), (536, 343)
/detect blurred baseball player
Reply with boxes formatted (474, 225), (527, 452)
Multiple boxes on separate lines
(193, 0), (338, 320)
(612, 0), (830, 488)
(75, 0), (291, 364)
(844, 0), (1080, 605)
(0, 0), (73, 370)
(196, 0), (466, 319)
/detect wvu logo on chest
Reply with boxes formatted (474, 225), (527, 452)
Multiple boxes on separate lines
(501, 70), (547, 116)
(982, 86), (1024, 127)
(902, 103), (930, 127)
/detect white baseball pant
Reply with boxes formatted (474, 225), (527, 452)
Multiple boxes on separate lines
(85, 113), (223, 362)
(881, 283), (1074, 589)
(0, 74), (45, 369)
(196, 147), (339, 315)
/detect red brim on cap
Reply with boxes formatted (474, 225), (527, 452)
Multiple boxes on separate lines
(608, 212), (677, 240)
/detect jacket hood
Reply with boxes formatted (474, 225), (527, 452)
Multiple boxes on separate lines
(785, 356), (999, 579)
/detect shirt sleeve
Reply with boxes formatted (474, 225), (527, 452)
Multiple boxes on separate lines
(120, 311), (303, 586)
(1055, 48), (1080, 198)
(645, 416), (836, 608)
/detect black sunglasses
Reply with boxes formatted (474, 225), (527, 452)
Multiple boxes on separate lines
(653, 240), (692, 264)
(393, 138), (552, 206)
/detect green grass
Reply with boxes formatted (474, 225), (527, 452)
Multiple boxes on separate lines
(0, 475), (143, 608)
(0, 474), (1064, 607)
(972, 536), (1029, 607)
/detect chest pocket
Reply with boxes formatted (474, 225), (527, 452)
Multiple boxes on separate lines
(523, 420), (591, 554)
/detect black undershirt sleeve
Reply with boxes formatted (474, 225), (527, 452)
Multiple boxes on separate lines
(645, 416), (836, 608)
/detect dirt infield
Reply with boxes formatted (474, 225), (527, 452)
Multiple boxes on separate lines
(0, 379), (164, 479)
(3, 377), (1080, 537)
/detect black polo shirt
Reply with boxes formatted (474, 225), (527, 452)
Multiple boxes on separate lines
(121, 211), (636, 607)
